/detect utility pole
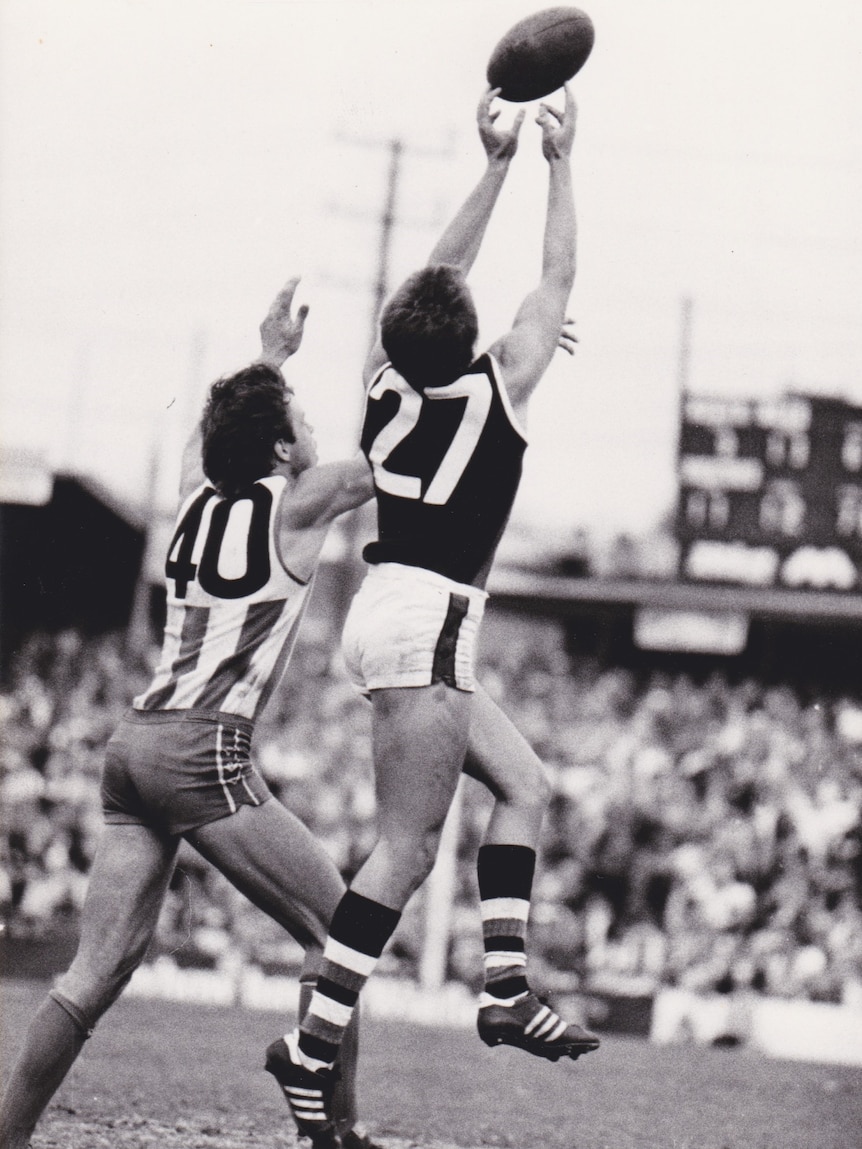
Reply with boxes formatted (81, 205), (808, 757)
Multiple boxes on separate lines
(674, 295), (694, 575)
(368, 138), (403, 355)
(676, 294), (694, 401)
(330, 137), (406, 624)
(125, 327), (208, 660)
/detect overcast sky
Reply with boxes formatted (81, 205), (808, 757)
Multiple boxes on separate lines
(1, 0), (860, 539)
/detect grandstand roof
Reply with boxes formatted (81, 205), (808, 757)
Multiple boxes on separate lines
(488, 570), (862, 625)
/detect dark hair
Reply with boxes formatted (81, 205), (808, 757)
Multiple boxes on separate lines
(380, 265), (478, 389)
(201, 363), (294, 495)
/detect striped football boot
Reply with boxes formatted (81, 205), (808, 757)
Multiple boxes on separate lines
(264, 1032), (341, 1147)
(477, 991), (600, 1062)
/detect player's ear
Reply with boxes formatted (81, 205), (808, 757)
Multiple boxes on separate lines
(274, 439), (292, 462)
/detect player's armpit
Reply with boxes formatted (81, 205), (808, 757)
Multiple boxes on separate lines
(363, 337), (388, 386)
(489, 287), (567, 408)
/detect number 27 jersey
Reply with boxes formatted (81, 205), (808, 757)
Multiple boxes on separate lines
(361, 353), (528, 587)
(134, 475), (310, 722)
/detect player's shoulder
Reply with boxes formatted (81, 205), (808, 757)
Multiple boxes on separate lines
(472, 349), (529, 440)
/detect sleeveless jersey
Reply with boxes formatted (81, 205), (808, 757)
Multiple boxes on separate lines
(360, 353), (527, 586)
(133, 475), (310, 722)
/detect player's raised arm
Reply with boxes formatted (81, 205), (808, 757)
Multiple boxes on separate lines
(256, 276), (310, 371)
(177, 279), (310, 504)
(283, 453), (373, 532)
(427, 88), (525, 272)
(489, 84), (577, 411)
(363, 88), (524, 385)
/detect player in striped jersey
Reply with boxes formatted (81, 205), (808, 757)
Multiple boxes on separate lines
(0, 280), (380, 1149)
(267, 88), (598, 1146)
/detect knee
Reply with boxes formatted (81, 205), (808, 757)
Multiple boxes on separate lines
(501, 755), (552, 813)
(378, 828), (444, 899)
(55, 945), (147, 1025)
(529, 760), (553, 810)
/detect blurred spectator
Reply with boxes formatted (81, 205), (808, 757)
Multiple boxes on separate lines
(2, 623), (861, 1005)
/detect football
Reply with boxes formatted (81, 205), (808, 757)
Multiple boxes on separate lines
(486, 7), (595, 102)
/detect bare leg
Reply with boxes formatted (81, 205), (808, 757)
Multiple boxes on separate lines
(0, 824), (179, 1149)
(463, 683), (552, 848)
(462, 688), (599, 1060)
(350, 682), (473, 909)
(186, 799), (359, 1136)
(292, 682), (474, 1114)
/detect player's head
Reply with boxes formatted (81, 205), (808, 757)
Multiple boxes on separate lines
(380, 264), (478, 390)
(201, 363), (316, 495)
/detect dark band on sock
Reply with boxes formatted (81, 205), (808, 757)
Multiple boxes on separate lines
(299, 1031), (340, 1065)
(485, 975), (529, 1000)
(477, 844), (536, 901)
(316, 976), (360, 1008)
(328, 890), (401, 957)
(484, 934), (525, 954)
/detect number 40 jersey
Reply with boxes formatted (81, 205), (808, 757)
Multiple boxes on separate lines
(361, 353), (528, 588)
(134, 475), (310, 722)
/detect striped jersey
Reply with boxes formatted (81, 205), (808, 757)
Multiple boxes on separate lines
(133, 475), (310, 722)
(360, 353), (528, 587)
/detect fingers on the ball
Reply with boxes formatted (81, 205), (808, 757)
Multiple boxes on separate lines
(539, 102), (564, 124)
(480, 86), (500, 115)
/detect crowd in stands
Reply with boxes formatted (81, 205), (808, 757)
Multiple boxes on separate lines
(2, 619), (861, 1007)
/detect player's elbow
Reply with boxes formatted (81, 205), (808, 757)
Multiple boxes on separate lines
(339, 468), (374, 515)
(545, 252), (576, 295)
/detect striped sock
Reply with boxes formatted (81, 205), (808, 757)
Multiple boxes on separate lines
(297, 890), (400, 1071)
(477, 844), (535, 1003)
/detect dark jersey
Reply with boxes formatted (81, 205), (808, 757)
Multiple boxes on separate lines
(360, 353), (527, 586)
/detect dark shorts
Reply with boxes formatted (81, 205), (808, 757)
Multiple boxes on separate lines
(101, 709), (273, 837)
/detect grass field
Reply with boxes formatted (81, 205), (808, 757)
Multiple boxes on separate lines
(3, 978), (861, 1149)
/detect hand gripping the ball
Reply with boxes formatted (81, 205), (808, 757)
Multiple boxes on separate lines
(478, 87), (526, 162)
(537, 83), (576, 161)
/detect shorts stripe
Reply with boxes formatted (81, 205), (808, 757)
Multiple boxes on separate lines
(241, 774), (262, 805)
(215, 724), (238, 814)
(431, 593), (469, 687)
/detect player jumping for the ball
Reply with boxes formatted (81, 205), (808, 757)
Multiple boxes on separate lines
(265, 84), (599, 1146)
(0, 281), (382, 1149)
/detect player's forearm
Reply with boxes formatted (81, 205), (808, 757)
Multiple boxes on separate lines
(542, 159), (576, 292)
(427, 158), (512, 273)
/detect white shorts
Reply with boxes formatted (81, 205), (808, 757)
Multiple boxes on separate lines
(342, 563), (488, 693)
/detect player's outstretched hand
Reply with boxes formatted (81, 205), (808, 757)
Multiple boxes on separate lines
(558, 317), (578, 356)
(259, 277), (310, 368)
(478, 87), (526, 162)
(537, 83), (576, 161)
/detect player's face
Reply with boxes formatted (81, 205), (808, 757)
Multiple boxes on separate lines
(285, 394), (318, 471)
